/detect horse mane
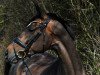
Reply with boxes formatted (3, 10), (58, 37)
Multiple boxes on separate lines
(46, 13), (75, 40)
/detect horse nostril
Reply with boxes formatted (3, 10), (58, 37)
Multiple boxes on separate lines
(25, 40), (29, 44)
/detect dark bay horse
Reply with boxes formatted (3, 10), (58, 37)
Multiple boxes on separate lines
(6, 13), (85, 75)
(5, 1), (85, 75)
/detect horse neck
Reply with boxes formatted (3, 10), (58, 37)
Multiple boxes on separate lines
(51, 21), (85, 75)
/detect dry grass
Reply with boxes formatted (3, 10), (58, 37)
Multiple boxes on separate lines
(0, 47), (4, 75)
(0, 0), (100, 75)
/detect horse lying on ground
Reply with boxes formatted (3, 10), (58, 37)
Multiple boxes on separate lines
(5, 1), (85, 75)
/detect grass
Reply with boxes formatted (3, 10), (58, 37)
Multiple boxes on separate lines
(0, 0), (100, 75)
(0, 47), (4, 75)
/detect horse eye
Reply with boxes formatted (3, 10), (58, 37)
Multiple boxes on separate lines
(27, 21), (39, 31)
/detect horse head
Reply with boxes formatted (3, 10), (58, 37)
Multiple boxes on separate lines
(6, 14), (56, 63)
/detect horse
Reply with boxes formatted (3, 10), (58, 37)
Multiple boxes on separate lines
(5, 1), (85, 75)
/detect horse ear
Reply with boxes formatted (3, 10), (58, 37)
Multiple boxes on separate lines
(33, 0), (41, 17)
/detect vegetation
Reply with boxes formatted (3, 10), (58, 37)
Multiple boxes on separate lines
(0, 0), (100, 75)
